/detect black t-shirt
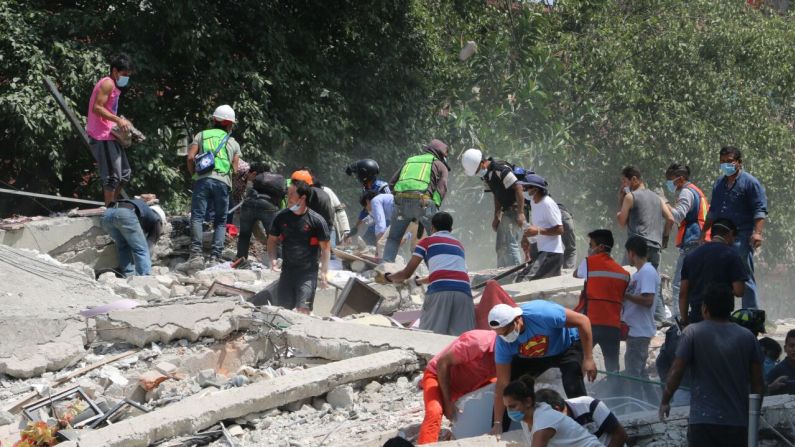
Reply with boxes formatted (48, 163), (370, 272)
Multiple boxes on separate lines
(681, 242), (748, 317)
(308, 186), (334, 228)
(269, 208), (330, 270)
(484, 160), (518, 209)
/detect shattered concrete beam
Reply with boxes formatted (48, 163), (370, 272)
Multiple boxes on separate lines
(60, 349), (419, 447)
(95, 301), (253, 347)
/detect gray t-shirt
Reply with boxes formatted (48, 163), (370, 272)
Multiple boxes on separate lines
(628, 188), (664, 247)
(676, 319), (763, 427)
(191, 131), (242, 188)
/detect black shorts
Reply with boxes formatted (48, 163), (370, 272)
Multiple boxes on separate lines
(275, 267), (318, 311)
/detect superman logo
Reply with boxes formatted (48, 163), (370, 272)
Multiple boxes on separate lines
(519, 335), (549, 358)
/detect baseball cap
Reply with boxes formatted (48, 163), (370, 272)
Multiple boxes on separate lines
(291, 170), (314, 186)
(488, 304), (523, 328)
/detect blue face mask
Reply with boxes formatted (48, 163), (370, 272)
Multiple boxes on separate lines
(665, 180), (677, 192)
(116, 76), (130, 88)
(507, 409), (525, 422)
(720, 162), (737, 177)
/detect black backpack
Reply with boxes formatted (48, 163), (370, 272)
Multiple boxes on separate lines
(253, 172), (286, 202)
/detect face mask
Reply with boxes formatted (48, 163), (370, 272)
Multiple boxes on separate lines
(720, 162), (737, 176)
(587, 247), (596, 256)
(665, 180), (677, 192)
(289, 203), (301, 213)
(477, 168), (487, 177)
(623, 186), (631, 194)
(523, 191), (533, 201)
(500, 326), (520, 343)
(116, 76), (130, 88)
(507, 409), (525, 422)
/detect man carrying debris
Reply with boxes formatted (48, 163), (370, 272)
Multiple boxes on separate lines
(383, 139), (450, 263)
(700, 146), (768, 310)
(267, 180), (331, 314)
(616, 166), (674, 322)
(349, 190), (394, 257)
(417, 330), (497, 444)
(488, 302), (597, 433)
(186, 105), (241, 268)
(535, 388), (629, 447)
(86, 53), (134, 205)
(461, 148), (526, 268)
(660, 283), (765, 447)
(385, 211), (475, 336)
(346, 158), (391, 245)
(573, 229), (629, 391)
(679, 218), (747, 325)
(518, 174), (564, 280)
(101, 198), (164, 276)
(236, 164), (284, 264)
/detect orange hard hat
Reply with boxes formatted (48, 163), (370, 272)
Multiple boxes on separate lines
(290, 170), (314, 185)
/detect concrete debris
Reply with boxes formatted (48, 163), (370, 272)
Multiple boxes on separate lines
(0, 410), (15, 425)
(95, 301), (253, 347)
(0, 318), (87, 378)
(326, 385), (355, 409)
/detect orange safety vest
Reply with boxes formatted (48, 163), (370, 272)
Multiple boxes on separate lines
(576, 253), (630, 329)
(676, 183), (710, 247)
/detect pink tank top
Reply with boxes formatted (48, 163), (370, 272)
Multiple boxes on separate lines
(86, 76), (121, 141)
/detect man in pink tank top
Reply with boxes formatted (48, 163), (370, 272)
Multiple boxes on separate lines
(86, 53), (133, 205)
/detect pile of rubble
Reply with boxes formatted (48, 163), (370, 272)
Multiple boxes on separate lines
(2, 214), (795, 447)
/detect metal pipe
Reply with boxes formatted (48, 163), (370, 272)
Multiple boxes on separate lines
(749, 393), (761, 447)
(0, 188), (104, 206)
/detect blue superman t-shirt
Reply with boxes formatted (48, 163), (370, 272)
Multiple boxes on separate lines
(495, 300), (579, 364)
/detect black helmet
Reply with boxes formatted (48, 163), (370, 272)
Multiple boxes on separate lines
(730, 308), (766, 334)
(346, 159), (380, 183)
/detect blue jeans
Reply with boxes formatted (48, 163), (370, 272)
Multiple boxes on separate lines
(383, 196), (437, 263)
(101, 207), (151, 276)
(496, 208), (522, 267)
(191, 177), (230, 257)
(671, 241), (699, 319)
(735, 234), (758, 308)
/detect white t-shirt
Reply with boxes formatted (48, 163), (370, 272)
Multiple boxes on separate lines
(520, 403), (603, 447)
(565, 396), (624, 447)
(622, 262), (659, 338)
(530, 196), (564, 254)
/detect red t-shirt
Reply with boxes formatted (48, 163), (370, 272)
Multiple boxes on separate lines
(425, 330), (497, 397)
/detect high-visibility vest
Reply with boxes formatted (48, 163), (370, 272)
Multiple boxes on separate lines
(393, 153), (443, 206)
(676, 182), (710, 247)
(199, 128), (232, 174)
(579, 253), (629, 329)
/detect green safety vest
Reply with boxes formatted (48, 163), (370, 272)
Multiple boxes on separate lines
(393, 153), (442, 206)
(199, 128), (231, 175)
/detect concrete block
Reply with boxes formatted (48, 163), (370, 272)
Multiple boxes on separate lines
(0, 318), (87, 378)
(326, 385), (355, 409)
(66, 349), (419, 447)
(95, 301), (253, 347)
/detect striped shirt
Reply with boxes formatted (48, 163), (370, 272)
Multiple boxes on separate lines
(413, 231), (471, 295)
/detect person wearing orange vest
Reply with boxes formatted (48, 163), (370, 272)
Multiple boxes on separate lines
(574, 229), (629, 392)
(664, 164), (709, 319)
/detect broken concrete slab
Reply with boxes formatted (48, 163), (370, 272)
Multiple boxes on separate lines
(265, 307), (455, 361)
(499, 274), (584, 307)
(60, 350), (419, 447)
(0, 319), (87, 378)
(95, 301), (253, 347)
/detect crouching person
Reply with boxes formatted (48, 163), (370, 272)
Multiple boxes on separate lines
(535, 388), (628, 447)
(101, 198), (164, 276)
(267, 180), (331, 314)
(417, 330), (497, 444)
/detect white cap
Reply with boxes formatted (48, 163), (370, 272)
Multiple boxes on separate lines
(461, 148), (483, 176)
(488, 304), (522, 328)
(212, 104), (236, 123)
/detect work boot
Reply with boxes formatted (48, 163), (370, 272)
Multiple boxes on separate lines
(207, 255), (224, 266)
(187, 253), (206, 270)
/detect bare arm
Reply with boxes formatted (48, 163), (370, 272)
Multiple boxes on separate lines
(608, 424), (628, 447)
(523, 224), (564, 237)
(732, 280), (745, 299)
(661, 196), (675, 246)
(387, 255), (422, 283)
(565, 308), (596, 382)
(232, 152), (240, 175)
(92, 79), (128, 128)
(267, 235), (280, 270)
(187, 141), (199, 174)
(492, 363), (511, 434)
(679, 279), (690, 323)
(514, 184), (526, 227)
(531, 428), (556, 447)
(625, 292), (655, 307)
(660, 358), (687, 420)
(492, 194), (502, 232)
(616, 193), (633, 228)
(699, 217), (714, 242)
(319, 240), (331, 282)
(436, 352), (457, 420)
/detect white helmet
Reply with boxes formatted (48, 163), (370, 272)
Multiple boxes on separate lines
(150, 205), (166, 223)
(212, 105), (236, 123)
(462, 148), (483, 176)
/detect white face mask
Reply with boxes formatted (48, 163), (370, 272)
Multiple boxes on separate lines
(500, 327), (520, 343)
(477, 168), (487, 177)
(523, 191), (533, 201)
(623, 186), (631, 194)
(289, 203), (301, 213)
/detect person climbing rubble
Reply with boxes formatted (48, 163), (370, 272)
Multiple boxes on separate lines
(100, 197), (164, 277)
(534, 388), (628, 447)
(517, 174), (564, 281)
(235, 163), (284, 265)
(461, 148), (526, 268)
(86, 53), (134, 206)
(385, 211), (475, 336)
(267, 180), (331, 314)
(346, 158), (391, 245)
(348, 190), (394, 257)
(488, 301), (597, 434)
(185, 104), (241, 269)
(417, 330), (497, 444)
(383, 139), (450, 263)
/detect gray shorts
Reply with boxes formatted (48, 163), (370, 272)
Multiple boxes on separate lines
(419, 290), (475, 336)
(90, 138), (131, 191)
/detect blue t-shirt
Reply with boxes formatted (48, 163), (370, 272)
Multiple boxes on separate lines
(495, 300), (579, 364)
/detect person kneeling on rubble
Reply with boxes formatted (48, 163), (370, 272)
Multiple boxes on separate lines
(101, 198), (165, 277)
(267, 180), (331, 314)
(535, 388), (628, 447)
(417, 330), (497, 444)
(385, 211), (475, 336)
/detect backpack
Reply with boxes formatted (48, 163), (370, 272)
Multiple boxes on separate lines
(253, 172), (286, 202)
